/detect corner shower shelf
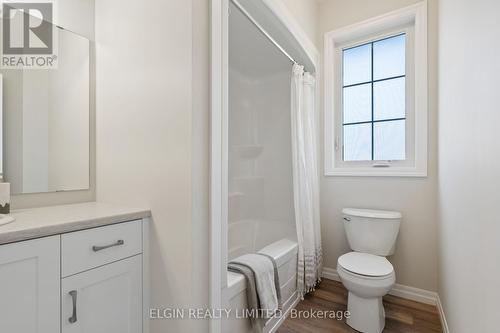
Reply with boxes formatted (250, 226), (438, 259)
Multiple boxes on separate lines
(232, 176), (264, 181)
(228, 192), (244, 199)
(232, 145), (263, 159)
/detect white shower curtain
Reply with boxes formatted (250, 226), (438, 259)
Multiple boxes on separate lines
(291, 64), (322, 297)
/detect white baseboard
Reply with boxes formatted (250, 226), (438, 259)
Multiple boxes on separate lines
(322, 267), (438, 305)
(322, 266), (340, 282)
(436, 295), (450, 333)
(390, 283), (438, 305)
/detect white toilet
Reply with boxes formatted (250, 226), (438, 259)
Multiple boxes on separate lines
(337, 208), (401, 333)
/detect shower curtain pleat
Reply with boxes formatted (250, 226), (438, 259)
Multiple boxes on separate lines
(291, 64), (322, 298)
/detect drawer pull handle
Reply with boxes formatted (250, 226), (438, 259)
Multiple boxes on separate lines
(68, 290), (77, 323)
(92, 239), (124, 252)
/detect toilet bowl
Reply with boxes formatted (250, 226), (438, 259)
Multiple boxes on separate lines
(338, 208), (401, 333)
(337, 252), (395, 333)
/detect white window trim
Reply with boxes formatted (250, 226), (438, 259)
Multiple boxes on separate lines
(324, 1), (428, 177)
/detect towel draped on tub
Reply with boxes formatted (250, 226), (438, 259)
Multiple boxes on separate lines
(228, 253), (281, 331)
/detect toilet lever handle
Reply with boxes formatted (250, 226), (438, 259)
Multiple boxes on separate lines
(343, 217), (351, 222)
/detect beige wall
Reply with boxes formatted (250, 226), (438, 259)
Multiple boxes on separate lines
(191, 0), (210, 332)
(319, 0), (424, 33)
(280, 0), (320, 46)
(438, 0), (500, 331)
(95, 0), (209, 332)
(316, 0), (439, 291)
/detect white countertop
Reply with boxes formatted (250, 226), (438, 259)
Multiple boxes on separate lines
(0, 202), (151, 245)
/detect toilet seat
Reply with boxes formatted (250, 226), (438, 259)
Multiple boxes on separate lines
(338, 252), (393, 278)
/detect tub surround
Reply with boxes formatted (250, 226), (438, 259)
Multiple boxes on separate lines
(0, 202), (151, 245)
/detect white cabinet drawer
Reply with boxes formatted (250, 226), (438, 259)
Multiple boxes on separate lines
(62, 220), (142, 277)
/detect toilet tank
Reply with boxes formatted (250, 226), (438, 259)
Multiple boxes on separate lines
(343, 208), (402, 256)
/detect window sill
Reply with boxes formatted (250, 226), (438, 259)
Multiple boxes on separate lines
(325, 167), (427, 177)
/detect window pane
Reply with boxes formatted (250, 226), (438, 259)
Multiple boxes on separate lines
(373, 34), (405, 80)
(374, 77), (405, 120)
(343, 43), (371, 86)
(343, 83), (371, 124)
(374, 120), (405, 160)
(343, 123), (372, 161)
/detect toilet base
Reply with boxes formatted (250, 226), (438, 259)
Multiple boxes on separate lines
(346, 292), (385, 333)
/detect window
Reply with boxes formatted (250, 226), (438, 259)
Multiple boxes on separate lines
(324, 2), (428, 176)
(342, 34), (406, 162)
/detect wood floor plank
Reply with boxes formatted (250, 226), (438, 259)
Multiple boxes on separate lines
(277, 279), (443, 333)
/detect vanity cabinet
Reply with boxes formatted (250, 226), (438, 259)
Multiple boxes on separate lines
(61, 220), (144, 333)
(61, 255), (142, 333)
(0, 236), (60, 333)
(0, 216), (149, 333)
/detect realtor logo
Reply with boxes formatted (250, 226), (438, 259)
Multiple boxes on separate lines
(2, 1), (57, 68)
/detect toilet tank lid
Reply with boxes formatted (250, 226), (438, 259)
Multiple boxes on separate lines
(343, 208), (402, 219)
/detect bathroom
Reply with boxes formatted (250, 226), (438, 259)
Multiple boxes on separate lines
(0, 0), (498, 332)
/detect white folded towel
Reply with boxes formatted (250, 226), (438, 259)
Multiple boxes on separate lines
(231, 253), (279, 312)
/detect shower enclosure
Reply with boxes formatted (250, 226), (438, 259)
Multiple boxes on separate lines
(210, 0), (319, 331)
(227, 1), (296, 260)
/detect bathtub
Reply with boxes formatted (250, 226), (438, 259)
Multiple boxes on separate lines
(223, 239), (299, 333)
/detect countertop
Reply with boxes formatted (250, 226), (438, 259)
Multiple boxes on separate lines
(0, 202), (151, 245)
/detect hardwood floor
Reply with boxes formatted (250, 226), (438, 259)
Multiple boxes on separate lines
(277, 279), (443, 333)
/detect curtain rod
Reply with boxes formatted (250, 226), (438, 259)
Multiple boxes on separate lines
(230, 0), (301, 68)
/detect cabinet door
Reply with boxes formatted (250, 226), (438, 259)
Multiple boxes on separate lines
(62, 255), (142, 333)
(0, 236), (60, 333)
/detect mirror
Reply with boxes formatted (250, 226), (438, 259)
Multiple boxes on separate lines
(1, 26), (90, 194)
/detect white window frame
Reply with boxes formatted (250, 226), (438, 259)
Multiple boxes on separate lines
(324, 1), (427, 177)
